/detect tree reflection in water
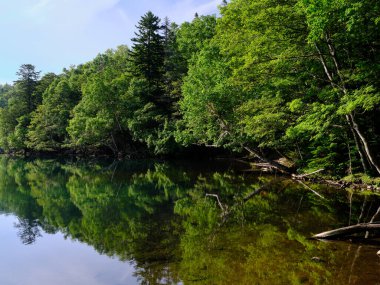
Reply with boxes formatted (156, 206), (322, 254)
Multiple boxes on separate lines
(14, 217), (41, 245)
(0, 157), (379, 284)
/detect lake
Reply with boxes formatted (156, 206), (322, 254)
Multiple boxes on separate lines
(0, 157), (379, 284)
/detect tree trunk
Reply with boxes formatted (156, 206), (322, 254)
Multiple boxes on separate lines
(315, 40), (380, 175)
(345, 115), (370, 173)
(348, 114), (380, 175)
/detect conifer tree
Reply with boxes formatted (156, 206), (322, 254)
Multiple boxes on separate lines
(130, 11), (165, 103)
(14, 64), (41, 112)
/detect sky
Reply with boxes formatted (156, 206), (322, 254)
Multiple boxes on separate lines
(0, 0), (220, 84)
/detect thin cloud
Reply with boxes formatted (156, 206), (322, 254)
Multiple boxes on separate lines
(29, 0), (51, 14)
(28, 0), (121, 29)
(194, 0), (221, 15)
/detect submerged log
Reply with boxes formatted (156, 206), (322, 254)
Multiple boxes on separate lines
(313, 222), (380, 239)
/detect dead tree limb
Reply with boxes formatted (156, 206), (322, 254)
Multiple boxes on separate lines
(292, 169), (324, 179)
(243, 183), (272, 202)
(313, 222), (380, 239)
(365, 206), (380, 238)
(243, 146), (292, 175)
(206, 194), (226, 213)
(296, 180), (326, 200)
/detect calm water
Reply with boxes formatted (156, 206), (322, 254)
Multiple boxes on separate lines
(0, 157), (380, 285)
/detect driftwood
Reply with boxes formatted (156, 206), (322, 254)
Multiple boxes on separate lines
(313, 222), (380, 239)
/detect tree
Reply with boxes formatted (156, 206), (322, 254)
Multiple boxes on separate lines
(130, 11), (165, 103)
(297, 0), (380, 175)
(27, 78), (80, 151)
(0, 84), (12, 108)
(162, 18), (187, 114)
(176, 15), (217, 62)
(14, 64), (41, 112)
(0, 91), (29, 151)
(177, 42), (239, 148)
(0, 65), (43, 152)
(127, 12), (183, 155)
(67, 47), (135, 155)
(177, 0), (380, 176)
(32, 72), (58, 107)
(177, 0), (306, 173)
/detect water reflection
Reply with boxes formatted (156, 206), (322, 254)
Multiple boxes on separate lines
(0, 157), (379, 284)
(14, 217), (42, 245)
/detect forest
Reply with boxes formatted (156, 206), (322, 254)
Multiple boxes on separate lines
(0, 0), (379, 178)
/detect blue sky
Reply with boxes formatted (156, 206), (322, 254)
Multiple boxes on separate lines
(0, 0), (220, 84)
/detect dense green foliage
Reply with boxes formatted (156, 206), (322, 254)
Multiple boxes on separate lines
(0, 2), (379, 177)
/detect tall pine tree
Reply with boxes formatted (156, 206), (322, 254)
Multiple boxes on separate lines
(128, 12), (182, 154)
(14, 64), (41, 112)
(130, 11), (165, 103)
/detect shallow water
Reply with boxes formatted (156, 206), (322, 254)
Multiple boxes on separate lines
(0, 157), (379, 284)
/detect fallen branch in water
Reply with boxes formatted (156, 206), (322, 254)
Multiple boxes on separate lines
(243, 183), (272, 202)
(292, 169), (324, 179)
(321, 179), (380, 191)
(313, 222), (380, 239)
(208, 182), (275, 224)
(206, 194), (226, 213)
(296, 180), (326, 200)
(291, 169), (380, 192)
(239, 158), (380, 192)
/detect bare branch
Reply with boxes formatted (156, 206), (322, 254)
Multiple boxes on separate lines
(313, 222), (380, 239)
(296, 180), (326, 200)
(293, 169), (324, 179)
(206, 194), (225, 212)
